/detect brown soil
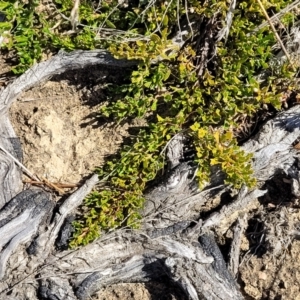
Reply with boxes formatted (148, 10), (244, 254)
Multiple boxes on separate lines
(9, 66), (145, 185)
(240, 239), (300, 300)
(94, 283), (151, 300)
(238, 176), (300, 300)
(93, 282), (186, 300)
(11, 80), (117, 184)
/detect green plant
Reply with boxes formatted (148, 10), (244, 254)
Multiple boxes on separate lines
(0, 0), (297, 246)
(71, 0), (296, 247)
(0, 0), (43, 73)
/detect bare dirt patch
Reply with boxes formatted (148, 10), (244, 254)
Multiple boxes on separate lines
(95, 283), (152, 300)
(9, 66), (143, 185)
(240, 219), (300, 300)
(94, 281), (187, 300)
(10, 80), (120, 184)
(239, 176), (300, 300)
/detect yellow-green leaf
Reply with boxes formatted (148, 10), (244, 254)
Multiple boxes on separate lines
(150, 34), (161, 43)
(198, 128), (207, 138)
(157, 114), (164, 122)
(210, 158), (219, 165)
(162, 15), (168, 26)
(105, 19), (116, 29)
(213, 131), (220, 143)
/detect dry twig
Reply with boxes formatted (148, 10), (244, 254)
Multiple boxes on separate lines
(70, 0), (80, 30)
(41, 177), (65, 195)
(23, 180), (79, 189)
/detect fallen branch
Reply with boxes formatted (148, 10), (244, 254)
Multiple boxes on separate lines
(0, 50), (138, 114)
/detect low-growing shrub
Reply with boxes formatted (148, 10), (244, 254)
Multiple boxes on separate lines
(0, 0), (296, 246)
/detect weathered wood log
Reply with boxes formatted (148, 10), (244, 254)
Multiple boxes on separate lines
(1, 48), (300, 300)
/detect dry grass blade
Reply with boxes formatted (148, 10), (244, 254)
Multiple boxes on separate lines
(256, 0), (293, 68)
(0, 145), (39, 181)
(254, 0), (300, 32)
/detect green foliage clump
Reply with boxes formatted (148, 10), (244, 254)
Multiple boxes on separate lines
(0, 0), (297, 246)
(0, 0), (44, 73)
(70, 0), (296, 247)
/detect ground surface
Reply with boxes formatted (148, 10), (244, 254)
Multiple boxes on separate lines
(238, 176), (300, 300)
(9, 65), (146, 185)
(94, 282), (187, 300)
(2, 53), (300, 299)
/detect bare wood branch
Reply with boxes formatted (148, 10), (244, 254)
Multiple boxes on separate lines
(202, 187), (266, 231)
(228, 214), (248, 277)
(33, 174), (99, 260)
(70, 0), (80, 30)
(217, 0), (237, 42)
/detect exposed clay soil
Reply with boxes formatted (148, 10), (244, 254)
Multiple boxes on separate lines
(3, 55), (300, 299)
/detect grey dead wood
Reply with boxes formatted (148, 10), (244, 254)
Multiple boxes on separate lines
(228, 214), (248, 277)
(1, 42), (300, 300)
(202, 187), (267, 231)
(216, 0), (236, 42)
